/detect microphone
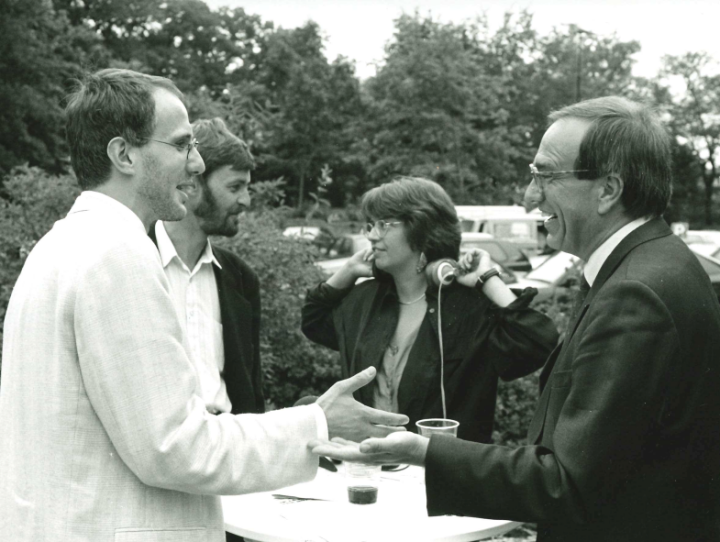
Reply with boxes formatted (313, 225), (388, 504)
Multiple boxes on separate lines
(425, 259), (459, 287)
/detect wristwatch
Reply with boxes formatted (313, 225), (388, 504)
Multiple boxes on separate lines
(476, 268), (500, 287)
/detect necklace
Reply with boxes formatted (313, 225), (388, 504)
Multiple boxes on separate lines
(398, 293), (426, 305)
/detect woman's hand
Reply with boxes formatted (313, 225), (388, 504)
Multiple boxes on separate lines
(345, 247), (375, 278)
(455, 248), (493, 288)
(326, 247), (375, 290)
(455, 248), (518, 307)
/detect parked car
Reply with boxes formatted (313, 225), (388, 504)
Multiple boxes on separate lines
(684, 230), (720, 245)
(455, 205), (545, 254)
(689, 247), (720, 303)
(460, 232), (532, 273)
(687, 242), (720, 261)
(282, 226), (322, 240)
(506, 246), (720, 304)
(507, 251), (581, 301)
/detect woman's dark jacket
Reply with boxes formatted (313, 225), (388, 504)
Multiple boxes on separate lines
(302, 279), (559, 443)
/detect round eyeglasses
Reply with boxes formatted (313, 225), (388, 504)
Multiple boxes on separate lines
(362, 220), (403, 238)
(150, 138), (200, 160)
(529, 163), (596, 191)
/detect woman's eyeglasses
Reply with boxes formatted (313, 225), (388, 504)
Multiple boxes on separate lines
(363, 220), (403, 238)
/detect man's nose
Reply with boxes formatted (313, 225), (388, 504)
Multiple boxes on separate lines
(238, 191), (251, 208)
(523, 179), (543, 211)
(187, 148), (205, 176)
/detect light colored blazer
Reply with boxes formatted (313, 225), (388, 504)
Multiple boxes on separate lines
(0, 192), (322, 542)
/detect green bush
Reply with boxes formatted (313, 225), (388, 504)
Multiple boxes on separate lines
(0, 166), (80, 376)
(214, 209), (342, 408)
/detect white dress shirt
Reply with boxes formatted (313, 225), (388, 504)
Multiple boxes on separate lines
(584, 216), (652, 286)
(155, 221), (231, 414)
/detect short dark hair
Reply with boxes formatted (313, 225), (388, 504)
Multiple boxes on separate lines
(548, 96), (672, 219)
(191, 118), (254, 187)
(361, 176), (461, 262)
(65, 69), (183, 190)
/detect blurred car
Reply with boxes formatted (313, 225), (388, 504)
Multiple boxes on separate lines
(684, 230), (720, 245)
(282, 226), (321, 241)
(688, 242), (720, 261)
(506, 246), (720, 304)
(688, 246), (720, 303)
(508, 251), (582, 301)
(460, 232), (532, 274)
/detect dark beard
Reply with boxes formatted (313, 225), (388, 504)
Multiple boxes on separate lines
(195, 189), (238, 237)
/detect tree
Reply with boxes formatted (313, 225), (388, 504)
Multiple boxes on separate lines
(656, 53), (720, 226)
(209, 22), (365, 209)
(362, 13), (523, 204)
(0, 0), (97, 175)
(56, 0), (272, 95)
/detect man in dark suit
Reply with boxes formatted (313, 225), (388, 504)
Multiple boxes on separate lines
(149, 117), (262, 541)
(311, 97), (720, 541)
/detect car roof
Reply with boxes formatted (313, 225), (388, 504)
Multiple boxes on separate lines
(460, 232), (494, 240)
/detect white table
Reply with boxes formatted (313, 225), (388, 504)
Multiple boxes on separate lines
(222, 465), (520, 542)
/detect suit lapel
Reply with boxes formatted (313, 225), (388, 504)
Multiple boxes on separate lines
(526, 218), (672, 445)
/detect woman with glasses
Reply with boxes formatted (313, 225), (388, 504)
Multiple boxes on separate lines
(302, 177), (558, 443)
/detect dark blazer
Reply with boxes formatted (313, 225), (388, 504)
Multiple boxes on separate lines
(302, 278), (558, 443)
(424, 218), (720, 542)
(149, 226), (265, 415)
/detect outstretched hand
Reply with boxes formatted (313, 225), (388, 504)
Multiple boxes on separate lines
(316, 367), (409, 442)
(309, 433), (429, 466)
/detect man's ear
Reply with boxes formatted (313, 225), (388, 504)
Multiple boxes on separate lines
(597, 174), (624, 215)
(107, 137), (135, 175)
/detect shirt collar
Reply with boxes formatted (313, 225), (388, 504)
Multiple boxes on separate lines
(68, 191), (148, 237)
(154, 221), (222, 271)
(584, 216), (651, 286)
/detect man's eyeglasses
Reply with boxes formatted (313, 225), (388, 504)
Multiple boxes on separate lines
(150, 138), (200, 159)
(529, 163), (595, 190)
(362, 220), (403, 238)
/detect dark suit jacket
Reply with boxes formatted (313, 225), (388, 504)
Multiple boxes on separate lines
(149, 226), (265, 415)
(424, 218), (720, 542)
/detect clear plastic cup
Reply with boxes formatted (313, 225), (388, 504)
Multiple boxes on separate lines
(416, 418), (459, 437)
(345, 462), (381, 504)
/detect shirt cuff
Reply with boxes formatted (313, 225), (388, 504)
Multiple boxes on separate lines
(309, 403), (329, 440)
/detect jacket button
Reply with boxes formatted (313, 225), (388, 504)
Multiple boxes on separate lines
(429, 308), (435, 313)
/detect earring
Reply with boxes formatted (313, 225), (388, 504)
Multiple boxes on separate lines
(416, 253), (428, 274)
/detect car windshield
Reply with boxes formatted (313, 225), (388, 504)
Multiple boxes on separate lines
(695, 252), (720, 279)
(525, 252), (580, 284)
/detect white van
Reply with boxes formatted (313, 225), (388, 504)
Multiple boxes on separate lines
(455, 206), (545, 254)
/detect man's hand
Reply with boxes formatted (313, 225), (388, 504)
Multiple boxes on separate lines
(309, 433), (429, 466)
(316, 367), (408, 441)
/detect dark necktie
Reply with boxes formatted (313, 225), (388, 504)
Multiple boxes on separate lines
(567, 275), (590, 332)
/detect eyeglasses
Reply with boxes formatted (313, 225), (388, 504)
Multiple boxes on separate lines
(529, 163), (595, 191)
(362, 220), (403, 238)
(150, 138), (200, 159)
